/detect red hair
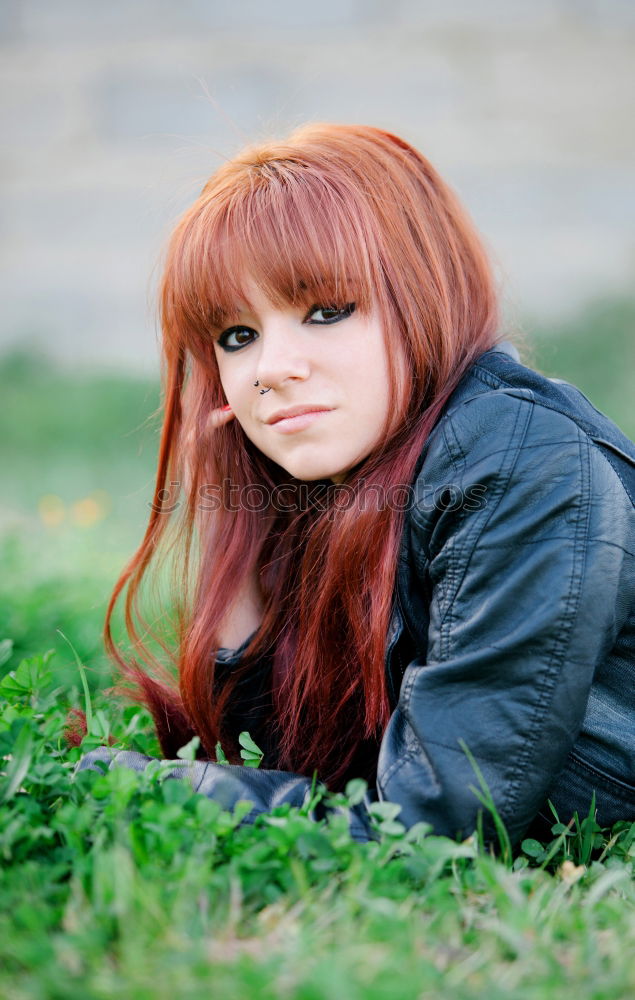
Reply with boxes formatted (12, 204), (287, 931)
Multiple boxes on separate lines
(103, 123), (500, 788)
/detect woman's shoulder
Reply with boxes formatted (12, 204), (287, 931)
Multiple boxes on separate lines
(446, 343), (635, 469)
(409, 343), (635, 526)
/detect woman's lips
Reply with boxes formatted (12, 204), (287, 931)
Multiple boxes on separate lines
(269, 410), (332, 434)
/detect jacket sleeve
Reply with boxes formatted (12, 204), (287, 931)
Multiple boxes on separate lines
(75, 627), (379, 840)
(74, 748), (378, 842)
(377, 388), (631, 845)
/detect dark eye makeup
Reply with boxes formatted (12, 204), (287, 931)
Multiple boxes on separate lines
(305, 303), (356, 324)
(214, 303), (356, 352)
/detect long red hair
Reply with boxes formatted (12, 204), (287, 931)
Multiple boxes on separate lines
(103, 123), (500, 788)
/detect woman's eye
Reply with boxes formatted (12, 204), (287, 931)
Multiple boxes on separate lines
(306, 303), (356, 324)
(215, 304), (355, 350)
(216, 326), (258, 352)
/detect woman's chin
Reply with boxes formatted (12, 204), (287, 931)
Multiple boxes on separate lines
(283, 464), (346, 483)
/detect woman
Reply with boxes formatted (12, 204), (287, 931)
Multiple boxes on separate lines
(78, 123), (635, 846)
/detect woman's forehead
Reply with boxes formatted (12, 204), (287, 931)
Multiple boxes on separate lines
(192, 183), (376, 319)
(229, 272), (346, 308)
(208, 267), (368, 326)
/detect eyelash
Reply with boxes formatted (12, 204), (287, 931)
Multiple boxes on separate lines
(215, 303), (356, 353)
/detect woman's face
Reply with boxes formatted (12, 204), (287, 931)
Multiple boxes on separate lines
(212, 278), (405, 483)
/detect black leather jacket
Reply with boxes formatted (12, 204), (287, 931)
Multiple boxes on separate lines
(78, 344), (635, 845)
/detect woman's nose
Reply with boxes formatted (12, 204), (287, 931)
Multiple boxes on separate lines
(253, 322), (311, 389)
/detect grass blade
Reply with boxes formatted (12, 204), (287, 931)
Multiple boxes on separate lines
(57, 629), (93, 733)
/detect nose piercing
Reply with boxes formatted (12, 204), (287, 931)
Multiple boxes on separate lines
(254, 380), (272, 394)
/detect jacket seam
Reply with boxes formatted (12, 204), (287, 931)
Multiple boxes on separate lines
(439, 398), (532, 658)
(441, 415), (466, 471)
(501, 428), (592, 822)
(379, 736), (430, 789)
(194, 763), (210, 793)
(467, 365), (504, 391)
(590, 439), (634, 503)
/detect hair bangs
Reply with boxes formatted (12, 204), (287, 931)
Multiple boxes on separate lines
(175, 165), (378, 348)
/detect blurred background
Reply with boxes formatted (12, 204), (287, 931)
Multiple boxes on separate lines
(1, 1), (633, 688)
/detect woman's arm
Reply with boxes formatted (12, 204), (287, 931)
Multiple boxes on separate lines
(75, 747), (376, 841)
(378, 388), (633, 845)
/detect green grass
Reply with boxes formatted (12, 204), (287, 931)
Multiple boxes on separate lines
(1, 301), (634, 999)
(1, 648), (634, 999)
(0, 350), (160, 684)
(525, 296), (635, 440)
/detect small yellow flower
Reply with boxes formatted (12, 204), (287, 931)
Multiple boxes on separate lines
(558, 860), (586, 884)
(38, 494), (65, 527)
(90, 489), (112, 515)
(71, 497), (104, 527)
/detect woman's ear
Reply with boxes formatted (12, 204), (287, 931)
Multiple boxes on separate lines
(208, 405), (235, 430)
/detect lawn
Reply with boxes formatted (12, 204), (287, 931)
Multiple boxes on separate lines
(1, 299), (634, 999)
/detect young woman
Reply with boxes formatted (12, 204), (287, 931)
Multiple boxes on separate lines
(78, 123), (635, 846)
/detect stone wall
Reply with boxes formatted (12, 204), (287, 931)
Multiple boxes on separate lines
(1, 0), (633, 371)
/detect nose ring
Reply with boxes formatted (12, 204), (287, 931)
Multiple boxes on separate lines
(254, 380), (271, 394)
